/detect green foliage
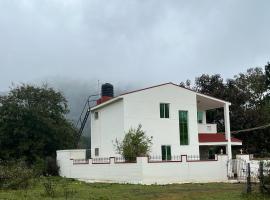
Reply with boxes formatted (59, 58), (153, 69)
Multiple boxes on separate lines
(41, 177), (56, 197)
(265, 162), (270, 189)
(33, 156), (59, 176)
(63, 183), (78, 200)
(115, 124), (152, 161)
(265, 62), (270, 90)
(0, 160), (34, 189)
(0, 84), (77, 165)
(44, 156), (60, 176)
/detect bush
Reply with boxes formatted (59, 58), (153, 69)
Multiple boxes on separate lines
(114, 124), (152, 161)
(33, 156), (59, 176)
(265, 163), (270, 192)
(44, 156), (59, 176)
(41, 177), (56, 197)
(259, 161), (270, 194)
(0, 160), (34, 189)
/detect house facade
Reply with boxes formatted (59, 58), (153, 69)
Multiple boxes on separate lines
(90, 83), (242, 160)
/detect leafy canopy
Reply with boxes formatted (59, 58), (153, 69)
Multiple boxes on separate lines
(115, 124), (152, 161)
(0, 84), (77, 164)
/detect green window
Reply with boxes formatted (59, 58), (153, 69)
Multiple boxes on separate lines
(197, 111), (203, 124)
(160, 103), (169, 118)
(179, 111), (189, 145)
(161, 145), (171, 161)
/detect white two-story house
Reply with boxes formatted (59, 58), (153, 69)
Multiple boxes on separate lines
(90, 83), (241, 160)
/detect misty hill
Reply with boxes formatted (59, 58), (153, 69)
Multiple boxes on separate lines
(46, 78), (140, 138)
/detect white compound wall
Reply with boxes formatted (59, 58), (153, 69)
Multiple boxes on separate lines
(57, 150), (229, 185)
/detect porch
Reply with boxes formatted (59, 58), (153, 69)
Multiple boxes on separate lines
(196, 93), (242, 159)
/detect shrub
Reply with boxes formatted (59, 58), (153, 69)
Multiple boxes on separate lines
(259, 161), (270, 194)
(32, 156), (59, 176)
(114, 124), (152, 161)
(0, 160), (34, 189)
(44, 156), (59, 176)
(265, 162), (270, 193)
(42, 177), (56, 197)
(63, 184), (77, 200)
(32, 157), (46, 176)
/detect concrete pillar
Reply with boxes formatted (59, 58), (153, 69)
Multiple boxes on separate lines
(202, 111), (207, 124)
(224, 103), (232, 159)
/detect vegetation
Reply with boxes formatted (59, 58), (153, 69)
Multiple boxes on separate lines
(115, 124), (153, 161)
(0, 160), (34, 190)
(0, 177), (269, 200)
(180, 62), (270, 157)
(0, 84), (77, 174)
(260, 162), (270, 194)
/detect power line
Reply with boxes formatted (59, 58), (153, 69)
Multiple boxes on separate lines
(231, 124), (270, 134)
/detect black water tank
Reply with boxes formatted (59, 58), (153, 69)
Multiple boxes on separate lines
(101, 83), (114, 97)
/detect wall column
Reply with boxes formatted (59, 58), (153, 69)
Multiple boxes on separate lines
(224, 103), (232, 159)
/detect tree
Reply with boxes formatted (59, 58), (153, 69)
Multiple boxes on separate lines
(114, 124), (152, 161)
(265, 62), (270, 90)
(0, 84), (77, 164)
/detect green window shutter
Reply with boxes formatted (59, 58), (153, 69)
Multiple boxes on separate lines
(179, 111), (189, 145)
(160, 104), (164, 118)
(160, 103), (169, 118)
(161, 145), (172, 160)
(167, 146), (171, 160)
(165, 104), (169, 118)
(161, 145), (166, 160)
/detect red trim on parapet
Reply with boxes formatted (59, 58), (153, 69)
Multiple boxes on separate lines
(96, 96), (113, 105)
(199, 133), (242, 143)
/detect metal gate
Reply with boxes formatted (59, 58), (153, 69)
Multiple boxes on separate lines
(227, 159), (247, 181)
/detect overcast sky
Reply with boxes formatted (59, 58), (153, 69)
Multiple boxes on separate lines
(0, 0), (270, 91)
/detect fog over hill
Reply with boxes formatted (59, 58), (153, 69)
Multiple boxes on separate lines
(46, 78), (140, 121)
(44, 78), (142, 138)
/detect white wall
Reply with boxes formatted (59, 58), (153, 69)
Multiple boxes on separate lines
(57, 150), (229, 184)
(123, 84), (199, 156)
(142, 155), (228, 184)
(57, 150), (86, 178)
(91, 99), (124, 157)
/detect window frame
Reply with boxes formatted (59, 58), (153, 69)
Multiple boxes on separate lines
(179, 110), (189, 145)
(161, 145), (172, 161)
(160, 103), (170, 118)
(94, 111), (99, 120)
(94, 148), (99, 156)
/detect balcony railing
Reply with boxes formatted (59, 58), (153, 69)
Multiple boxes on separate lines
(198, 123), (217, 133)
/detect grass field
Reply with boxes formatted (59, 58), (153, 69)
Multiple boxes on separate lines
(0, 177), (269, 200)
